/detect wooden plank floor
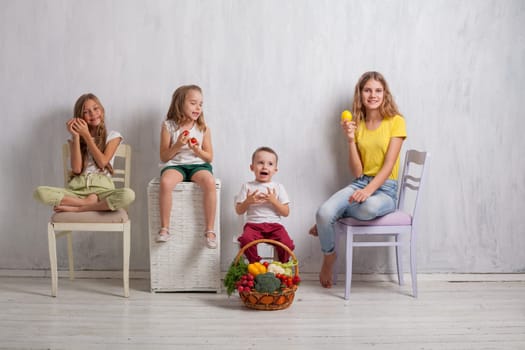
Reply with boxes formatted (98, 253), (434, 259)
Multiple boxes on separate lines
(0, 275), (524, 349)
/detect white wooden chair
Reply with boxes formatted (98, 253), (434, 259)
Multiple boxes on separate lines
(47, 143), (132, 297)
(334, 149), (430, 300)
(232, 235), (276, 262)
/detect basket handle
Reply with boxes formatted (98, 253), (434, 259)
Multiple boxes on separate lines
(234, 238), (299, 276)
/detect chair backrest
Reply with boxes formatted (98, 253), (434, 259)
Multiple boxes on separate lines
(62, 143), (132, 188)
(396, 149), (430, 221)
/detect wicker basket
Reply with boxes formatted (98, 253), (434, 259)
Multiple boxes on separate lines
(234, 239), (299, 311)
(148, 178), (221, 292)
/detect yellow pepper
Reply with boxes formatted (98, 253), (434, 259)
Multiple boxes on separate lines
(247, 262), (267, 276)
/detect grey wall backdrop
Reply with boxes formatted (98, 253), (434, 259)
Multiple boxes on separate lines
(1, 0), (524, 275)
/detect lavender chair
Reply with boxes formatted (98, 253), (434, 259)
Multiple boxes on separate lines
(334, 150), (430, 300)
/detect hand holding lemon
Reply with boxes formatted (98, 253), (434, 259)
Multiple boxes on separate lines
(341, 110), (353, 122)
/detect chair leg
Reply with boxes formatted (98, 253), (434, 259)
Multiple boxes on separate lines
(47, 223), (58, 297)
(410, 232), (418, 298)
(344, 230), (354, 300)
(333, 223), (341, 285)
(122, 221), (130, 298)
(395, 235), (404, 286)
(66, 232), (75, 280)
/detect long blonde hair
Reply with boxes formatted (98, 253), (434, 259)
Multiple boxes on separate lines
(73, 93), (113, 174)
(166, 85), (207, 132)
(352, 71), (400, 124)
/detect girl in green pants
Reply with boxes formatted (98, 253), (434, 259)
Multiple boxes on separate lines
(34, 93), (134, 212)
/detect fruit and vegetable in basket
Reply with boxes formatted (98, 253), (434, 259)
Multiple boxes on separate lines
(247, 262), (267, 276)
(224, 258), (300, 296)
(254, 272), (282, 293)
(224, 259), (248, 295)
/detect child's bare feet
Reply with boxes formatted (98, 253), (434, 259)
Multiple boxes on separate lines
(54, 205), (80, 212)
(309, 225), (318, 236)
(54, 197), (110, 212)
(56, 194), (99, 210)
(319, 252), (337, 288)
(83, 194), (99, 205)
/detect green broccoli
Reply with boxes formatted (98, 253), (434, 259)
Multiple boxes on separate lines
(254, 272), (282, 293)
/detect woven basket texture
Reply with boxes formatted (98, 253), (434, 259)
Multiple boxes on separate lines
(148, 178), (221, 292)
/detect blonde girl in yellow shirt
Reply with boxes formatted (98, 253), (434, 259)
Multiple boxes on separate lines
(310, 71), (407, 288)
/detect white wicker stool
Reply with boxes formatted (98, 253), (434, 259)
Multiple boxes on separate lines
(148, 178), (221, 292)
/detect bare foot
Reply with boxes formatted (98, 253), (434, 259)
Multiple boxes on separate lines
(58, 193), (99, 208)
(309, 225), (318, 236)
(83, 194), (99, 205)
(54, 198), (111, 212)
(319, 252), (337, 288)
(54, 205), (80, 212)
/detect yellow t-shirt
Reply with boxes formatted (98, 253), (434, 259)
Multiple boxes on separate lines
(355, 115), (407, 180)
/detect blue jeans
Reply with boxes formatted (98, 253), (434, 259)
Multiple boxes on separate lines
(315, 176), (398, 254)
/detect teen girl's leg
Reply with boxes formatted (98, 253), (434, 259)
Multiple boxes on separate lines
(346, 179), (398, 220)
(315, 177), (398, 287)
(159, 168), (184, 240)
(191, 169), (217, 248)
(315, 185), (357, 254)
(315, 184), (357, 288)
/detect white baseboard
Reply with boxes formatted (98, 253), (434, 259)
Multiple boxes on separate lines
(1, 269), (524, 282)
(0, 269), (149, 279)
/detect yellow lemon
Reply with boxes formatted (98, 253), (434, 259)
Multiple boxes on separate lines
(341, 110), (353, 122)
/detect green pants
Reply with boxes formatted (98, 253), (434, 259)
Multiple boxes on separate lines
(33, 174), (135, 210)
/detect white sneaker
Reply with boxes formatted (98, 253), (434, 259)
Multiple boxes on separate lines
(204, 231), (217, 249)
(156, 228), (171, 243)
(156, 234), (171, 243)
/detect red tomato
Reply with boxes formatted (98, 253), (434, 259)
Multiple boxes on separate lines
(262, 261), (269, 268)
(190, 137), (198, 144)
(182, 130), (189, 136)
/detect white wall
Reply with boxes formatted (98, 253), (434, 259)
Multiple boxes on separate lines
(1, 0), (524, 274)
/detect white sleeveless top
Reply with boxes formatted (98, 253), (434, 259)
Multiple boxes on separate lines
(82, 130), (123, 176)
(159, 120), (206, 168)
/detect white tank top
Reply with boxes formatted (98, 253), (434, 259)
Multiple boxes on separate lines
(79, 130), (122, 177)
(159, 120), (206, 168)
